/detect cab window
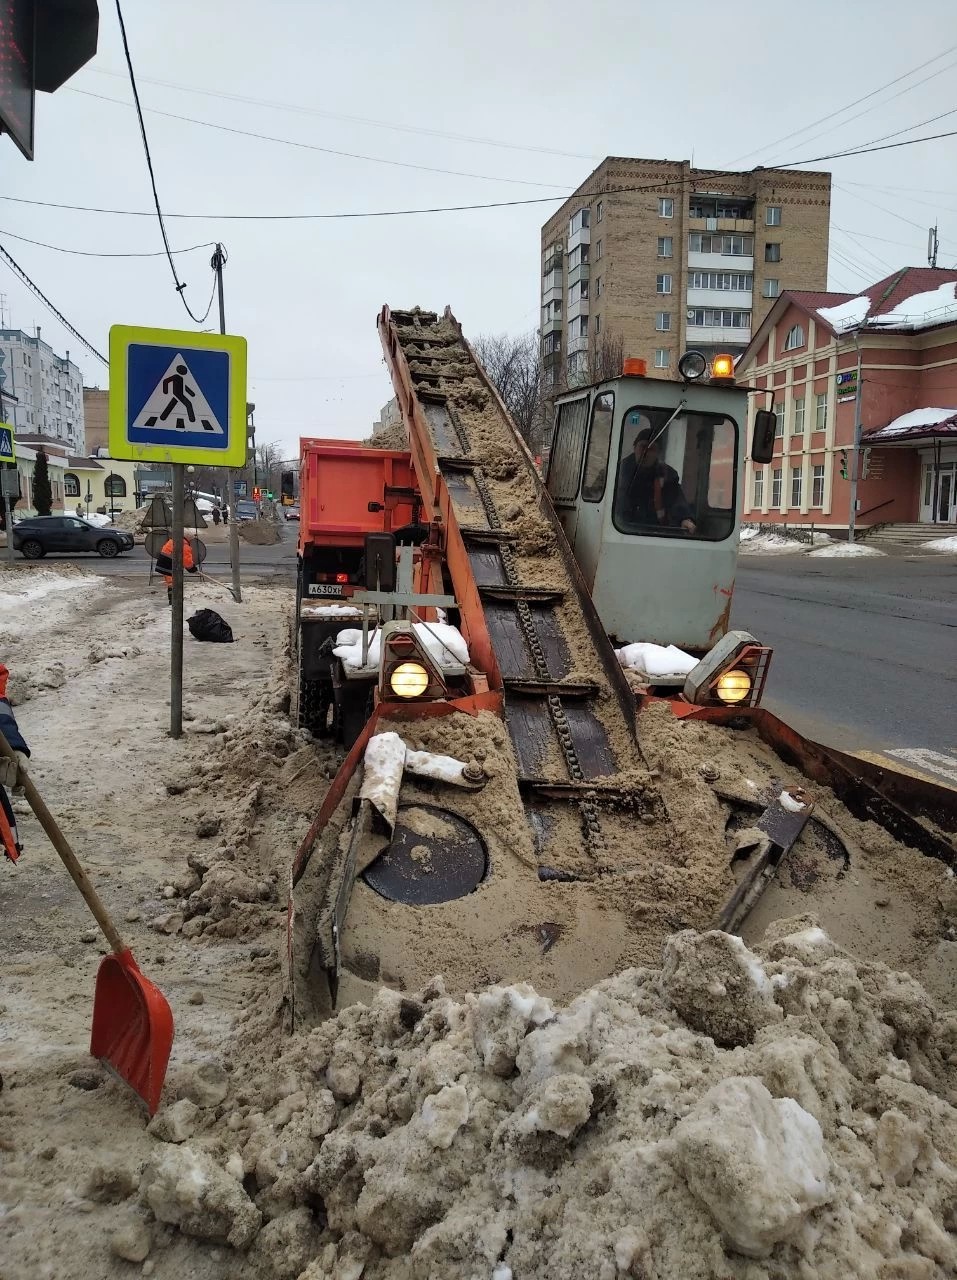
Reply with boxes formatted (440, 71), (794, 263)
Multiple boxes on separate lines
(612, 406), (737, 541)
(545, 396), (589, 504)
(581, 392), (614, 502)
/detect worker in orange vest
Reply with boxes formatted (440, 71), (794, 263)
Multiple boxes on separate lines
(0, 663), (29, 863)
(155, 536), (198, 605)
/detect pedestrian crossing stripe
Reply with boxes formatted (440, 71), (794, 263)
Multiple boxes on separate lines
(851, 748), (957, 792)
(131, 353), (225, 437)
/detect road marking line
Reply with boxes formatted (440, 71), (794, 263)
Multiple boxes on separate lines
(851, 748), (957, 791)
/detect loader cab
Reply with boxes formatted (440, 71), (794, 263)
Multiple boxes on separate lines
(546, 358), (756, 651)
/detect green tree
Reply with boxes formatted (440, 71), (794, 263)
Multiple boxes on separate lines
(33, 447), (53, 516)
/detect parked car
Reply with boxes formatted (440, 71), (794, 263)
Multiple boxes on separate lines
(12, 515), (135, 560)
(284, 505), (300, 522)
(233, 501), (259, 523)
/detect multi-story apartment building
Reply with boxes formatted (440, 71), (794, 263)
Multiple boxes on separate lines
(540, 157), (831, 390)
(0, 327), (86, 452)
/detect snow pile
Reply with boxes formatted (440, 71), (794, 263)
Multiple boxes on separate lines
(808, 541), (886, 558)
(924, 534), (957, 552)
(739, 532), (813, 555)
(140, 925), (957, 1278)
(334, 622), (470, 670)
(870, 280), (957, 331)
(81, 511), (112, 528)
(616, 641), (697, 681)
(817, 295), (871, 331)
(739, 524), (760, 542)
(0, 568), (98, 611)
(868, 406), (957, 438)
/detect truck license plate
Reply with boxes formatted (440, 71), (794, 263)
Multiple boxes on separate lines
(308, 584), (345, 597)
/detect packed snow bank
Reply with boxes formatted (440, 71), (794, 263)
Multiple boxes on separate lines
(740, 533), (822, 555)
(0, 567), (99, 610)
(81, 511), (112, 528)
(808, 541), (886, 558)
(334, 622), (470, 670)
(924, 534), (957, 552)
(616, 641), (697, 681)
(165, 924), (957, 1278)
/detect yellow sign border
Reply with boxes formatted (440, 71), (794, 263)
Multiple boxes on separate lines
(0, 421), (15, 465)
(108, 325), (248, 467)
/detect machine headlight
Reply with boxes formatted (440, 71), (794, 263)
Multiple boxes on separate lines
(715, 668), (752, 705)
(678, 350), (708, 381)
(389, 661), (430, 699)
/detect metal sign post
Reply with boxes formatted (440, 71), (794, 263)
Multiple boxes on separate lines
(1, 423), (17, 564)
(211, 244), (243, 605)
(170, 464), (185, 738)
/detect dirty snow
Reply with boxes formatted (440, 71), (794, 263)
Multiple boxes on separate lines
(923, 534), (957, 552)
(816, 295), (870, 331)
(739, 532), (830, 555)
(869, 279), (957, 331)
(807, 541), (886, 558)
(0, 566), (101, 611)
(334, 621), (469, 670)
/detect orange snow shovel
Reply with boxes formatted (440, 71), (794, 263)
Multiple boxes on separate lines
(0, 730), (173, 1114)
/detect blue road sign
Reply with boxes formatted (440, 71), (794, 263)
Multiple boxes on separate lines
(109, 326), (247, 467)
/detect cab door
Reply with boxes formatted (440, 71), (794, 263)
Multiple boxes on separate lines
(545, 396), (589, 545)
(571, 391), (615, 590)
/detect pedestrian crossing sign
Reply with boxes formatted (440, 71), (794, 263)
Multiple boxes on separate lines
(0, 423), (15, 464)
(108, 325), (248, 467)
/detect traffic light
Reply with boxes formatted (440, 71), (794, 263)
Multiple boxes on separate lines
(839, 449), (848, 479)
(252, 486), (261, 500)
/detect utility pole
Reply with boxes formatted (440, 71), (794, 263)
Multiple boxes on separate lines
(847, 341), (863, 543)
(212, 243), (242, 604)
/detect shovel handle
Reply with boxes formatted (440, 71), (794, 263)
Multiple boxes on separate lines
(0, 728), (126, 954)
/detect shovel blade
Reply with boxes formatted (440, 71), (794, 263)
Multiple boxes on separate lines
(90, 949), (174, 1115)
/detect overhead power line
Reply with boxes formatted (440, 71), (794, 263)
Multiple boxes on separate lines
(4, 128), (957, 225)
(728, 43), (957, 165)
(113, 0), (215, 324)
(72, 88), (574, 190)
(0, 228), (216, 258)
(86, 66), (599, 163)
(0, 242), (108, 365)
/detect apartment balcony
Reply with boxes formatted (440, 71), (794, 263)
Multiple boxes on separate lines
(567, 296), (589, 323)
(688, 216), (754, 234)
(566, 330), (589, 356)
(542, 276), (562, 307)
(543, 249), (563, 276)
(568, 225), (591, 252)
(567, 262), (590, 289)
(688, 251), (754, 272)
(543, 347), (562, 368)
(685, 325), (751, 346)
(542, 316), (563, 337)
(687, 287), (753, 309)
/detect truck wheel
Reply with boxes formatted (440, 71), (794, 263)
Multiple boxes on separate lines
(300, 678), (334, 737)
(337, 687), (373, 751)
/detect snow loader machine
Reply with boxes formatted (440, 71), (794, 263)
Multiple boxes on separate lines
(287, 306), (957, 1025)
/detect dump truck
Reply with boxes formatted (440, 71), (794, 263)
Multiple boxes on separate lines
(288, 306), (956, 1025)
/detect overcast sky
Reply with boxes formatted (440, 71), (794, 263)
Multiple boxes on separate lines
(4, 0), (957, 459)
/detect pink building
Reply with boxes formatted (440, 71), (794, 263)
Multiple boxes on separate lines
(736, 267), (957, 536)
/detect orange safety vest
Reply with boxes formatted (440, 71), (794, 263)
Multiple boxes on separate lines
(159, 538), (195, 581)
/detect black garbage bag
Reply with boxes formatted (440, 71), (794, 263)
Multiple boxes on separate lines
(187, 609), (234, 643)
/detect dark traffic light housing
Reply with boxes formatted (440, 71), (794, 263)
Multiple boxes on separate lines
(1, 0), (99, 160)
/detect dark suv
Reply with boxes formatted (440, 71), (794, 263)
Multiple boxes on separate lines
(12, 516), (135, 559)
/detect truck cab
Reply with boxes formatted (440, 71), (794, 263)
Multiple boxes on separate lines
(546, 358), (764, 651)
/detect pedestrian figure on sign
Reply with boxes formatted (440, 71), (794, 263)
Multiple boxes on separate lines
(160, 364), (196, 428)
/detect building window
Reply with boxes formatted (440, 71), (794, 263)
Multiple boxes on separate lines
(655, 312), (671, 332)
(783, 324), (805, 351)
(766, 206), (782, 226)
(654, 348), (670, 369)
(595, 313), (602, 335)
(567, 244), (589, 271)
(688, 270), (753, 291)
(815, 393), (827, 430)
(687, 308), (752, 328)
(689, 232), (754, 256)
(659, 197), (674, 218)
(771, 467), (783, 506)
(763, 278), (781, 298)
(596, 200), (603, 222)
(765, 242), (782, 263)
(656, 274), (672, 294)
(569, 208), (590, 236)
(64, 473), (81, 498)
(105, 473), (127, 498)
(595, 276), (603, 297)
(753, 468), (764, 508)
(790, 466), (803, 507)
(657, 236), (673, 258)
(812, 464), (825, 507)
(595, 239), (603, 259)
(794, 396), (805, 434)
(774, 409), (784, 438)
